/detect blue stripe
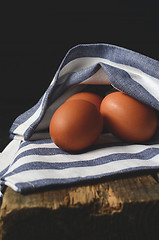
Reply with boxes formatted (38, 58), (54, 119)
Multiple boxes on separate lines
(101, 63), (159, 110)
(12, 147), (70, 163)
(9, 141), (140, 165)
(13, 140), (132, 165)
(11, 127), (159, 166)
(62, 44), (159, 79)
(3, 147), (159, 179)
(0, 166), (10, 179)
(14, 165), (159, 193)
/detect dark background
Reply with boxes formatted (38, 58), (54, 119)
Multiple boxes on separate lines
(0, 2), (159, 151)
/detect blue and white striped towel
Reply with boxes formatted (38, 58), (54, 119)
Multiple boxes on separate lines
(0, 43), (159, 201)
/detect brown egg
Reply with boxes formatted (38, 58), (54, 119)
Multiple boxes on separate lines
(49, 99), (103, 152)
(66, 92), (103, 110)
(100, 91), (158, 142)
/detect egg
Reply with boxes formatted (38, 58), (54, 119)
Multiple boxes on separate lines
(49, 99), (103, 152)
(100, 91), (158, 142)
(66, 92), (103, 110)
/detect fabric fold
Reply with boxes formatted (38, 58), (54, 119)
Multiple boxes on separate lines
(0, 43), (159, 200)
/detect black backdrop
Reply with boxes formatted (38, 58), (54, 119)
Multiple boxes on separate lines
(0, 3), (159, 151)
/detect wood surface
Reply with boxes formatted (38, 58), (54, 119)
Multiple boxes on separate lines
(1, 171), (159, 240)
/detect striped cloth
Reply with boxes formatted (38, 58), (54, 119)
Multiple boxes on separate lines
(0, 43), (159, 200)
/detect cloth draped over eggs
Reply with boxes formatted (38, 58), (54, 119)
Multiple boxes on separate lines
(49, 90), (158, 152)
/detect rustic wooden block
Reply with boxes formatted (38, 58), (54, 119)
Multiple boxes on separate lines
(1, 172), (159, 240)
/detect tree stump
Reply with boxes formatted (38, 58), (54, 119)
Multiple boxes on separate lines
(1, 172), (159, 240)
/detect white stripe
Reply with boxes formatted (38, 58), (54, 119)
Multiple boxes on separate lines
(0, 140), (22, 172)
(5, 143), (159, 174)
(16, 141), (58, 155)
(49, 75), (56, 86)
(4, 181), (19, 191)
(59, 57), (159, 101)
(4, 154), (159, 186)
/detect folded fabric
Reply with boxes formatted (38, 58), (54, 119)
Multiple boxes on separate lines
(1, 43), (159, 202)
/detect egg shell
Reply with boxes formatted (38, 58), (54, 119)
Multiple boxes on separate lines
(49, 99), (103, 152)
(100, 91), (158, 142)
(66, 92), (103, 110)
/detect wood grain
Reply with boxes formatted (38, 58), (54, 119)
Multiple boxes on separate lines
(1, 172), (159, 240)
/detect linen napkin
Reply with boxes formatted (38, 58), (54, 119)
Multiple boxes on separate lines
(0, 43), (159, 202)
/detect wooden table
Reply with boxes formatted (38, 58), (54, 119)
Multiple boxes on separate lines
(1, 171), (159, 240)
